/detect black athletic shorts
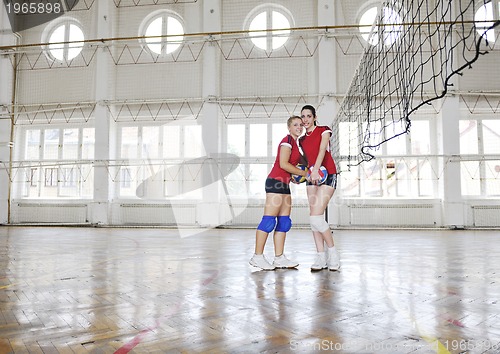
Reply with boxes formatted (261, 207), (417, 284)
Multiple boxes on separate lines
(265, 178), (291, 195)
(306, 173), (337, 188)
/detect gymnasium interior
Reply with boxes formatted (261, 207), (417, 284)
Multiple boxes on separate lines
(0, 0), (499, 352)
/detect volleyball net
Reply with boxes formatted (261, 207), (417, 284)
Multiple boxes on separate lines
(332, 0), (500, 167)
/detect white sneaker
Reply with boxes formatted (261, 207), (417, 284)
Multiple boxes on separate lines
(327, 246), (340, 271)
(311, 252), (327, 271)
(249, 254), (275, 270)
(273, 254), (299, 269)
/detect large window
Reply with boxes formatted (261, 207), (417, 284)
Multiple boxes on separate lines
(140, 11), (185, 56)
(338, 119), (434, 198)
(118, 124), (203, 198)
(460, 119), (500, 196)
(43, 19), (85, 62)
(21, 127), (94, 198)
(358, 5), (402, 46)
(226, 121), (306, 199)
(246, 5), (293, 52)
(475, 1), (500, 45)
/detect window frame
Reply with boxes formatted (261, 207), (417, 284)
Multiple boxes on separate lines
(116, 122), (204, 199)
(244, 4), (294, 52)
(474, 1), (500, 47)
(357, 3), (403, 47)
(41, 17), (85, 63)
(224, 119), (307, 201)
(18, 125), (95, 199)
(139, 9), (186, 57)
(460, 117), (500, 197)
(337, 116), (436, 198)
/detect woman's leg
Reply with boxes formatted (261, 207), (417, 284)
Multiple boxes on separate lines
(314, 185), (340, 270)
(314, 185), (335, 247)
(306, 185), (334, 251)
(273, 193), (291, 256)
(272, 194), (298, 268)
(254, 193), (282, 254)
(307, 184), (336, 270)
(250, 193), (283, 270)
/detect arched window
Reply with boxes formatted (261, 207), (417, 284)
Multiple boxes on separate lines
(475, 1), (500, 44)
(359, 5), (402, 46)
(44, 19), (84, 61)
(141, 11), (185, 55)
(246, 5), (293, 51)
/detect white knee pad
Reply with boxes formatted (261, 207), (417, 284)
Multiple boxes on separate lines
(310, 215), (330, 232)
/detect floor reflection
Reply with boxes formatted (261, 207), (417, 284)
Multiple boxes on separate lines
(0, 227), (499, 353)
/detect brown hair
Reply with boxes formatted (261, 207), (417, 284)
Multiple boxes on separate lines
(301, 105), (317, 126)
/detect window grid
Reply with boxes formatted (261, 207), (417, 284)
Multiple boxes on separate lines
(358, 5), (403, 47)
(117, 124), (203, 198)
(338, 119), (435, 198)
(460, 118), (500, 197)
(226, 120), (307, 199)
(44, 20), (85, 62)
(141, 10), (185, 56)
(20, 126), (94, 199)
(247, 4), (293, 52)
(15, 117), (500, 200)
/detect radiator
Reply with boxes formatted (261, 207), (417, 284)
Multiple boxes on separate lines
(472, 205), (500, 227)
(222, 204), (311, 226)
(221, 205), (262, 226)
(12, 203), (88, 224)
(116, 203), (197, 225)
(346, 204), (437, 227)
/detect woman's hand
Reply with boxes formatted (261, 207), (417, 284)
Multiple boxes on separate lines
(290, 166), (307, 184)
(309, 167), (321, 185)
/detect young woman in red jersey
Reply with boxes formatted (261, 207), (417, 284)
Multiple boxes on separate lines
(249, 116), (307, 270)
(299, 105), (340, 271)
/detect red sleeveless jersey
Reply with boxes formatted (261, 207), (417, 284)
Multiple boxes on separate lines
(299, 125), (337, 174)
(268, 135), (303, 183)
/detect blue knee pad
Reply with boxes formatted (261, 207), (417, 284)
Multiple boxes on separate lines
(275, 216), (292, 232)
(257, 215), (276, 233)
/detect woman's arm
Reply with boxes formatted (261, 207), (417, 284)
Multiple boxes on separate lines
(309, 132), (331, 182)
(279, 146), (307, 176)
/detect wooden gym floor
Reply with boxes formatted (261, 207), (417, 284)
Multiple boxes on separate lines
(0, 226), (499, 353)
